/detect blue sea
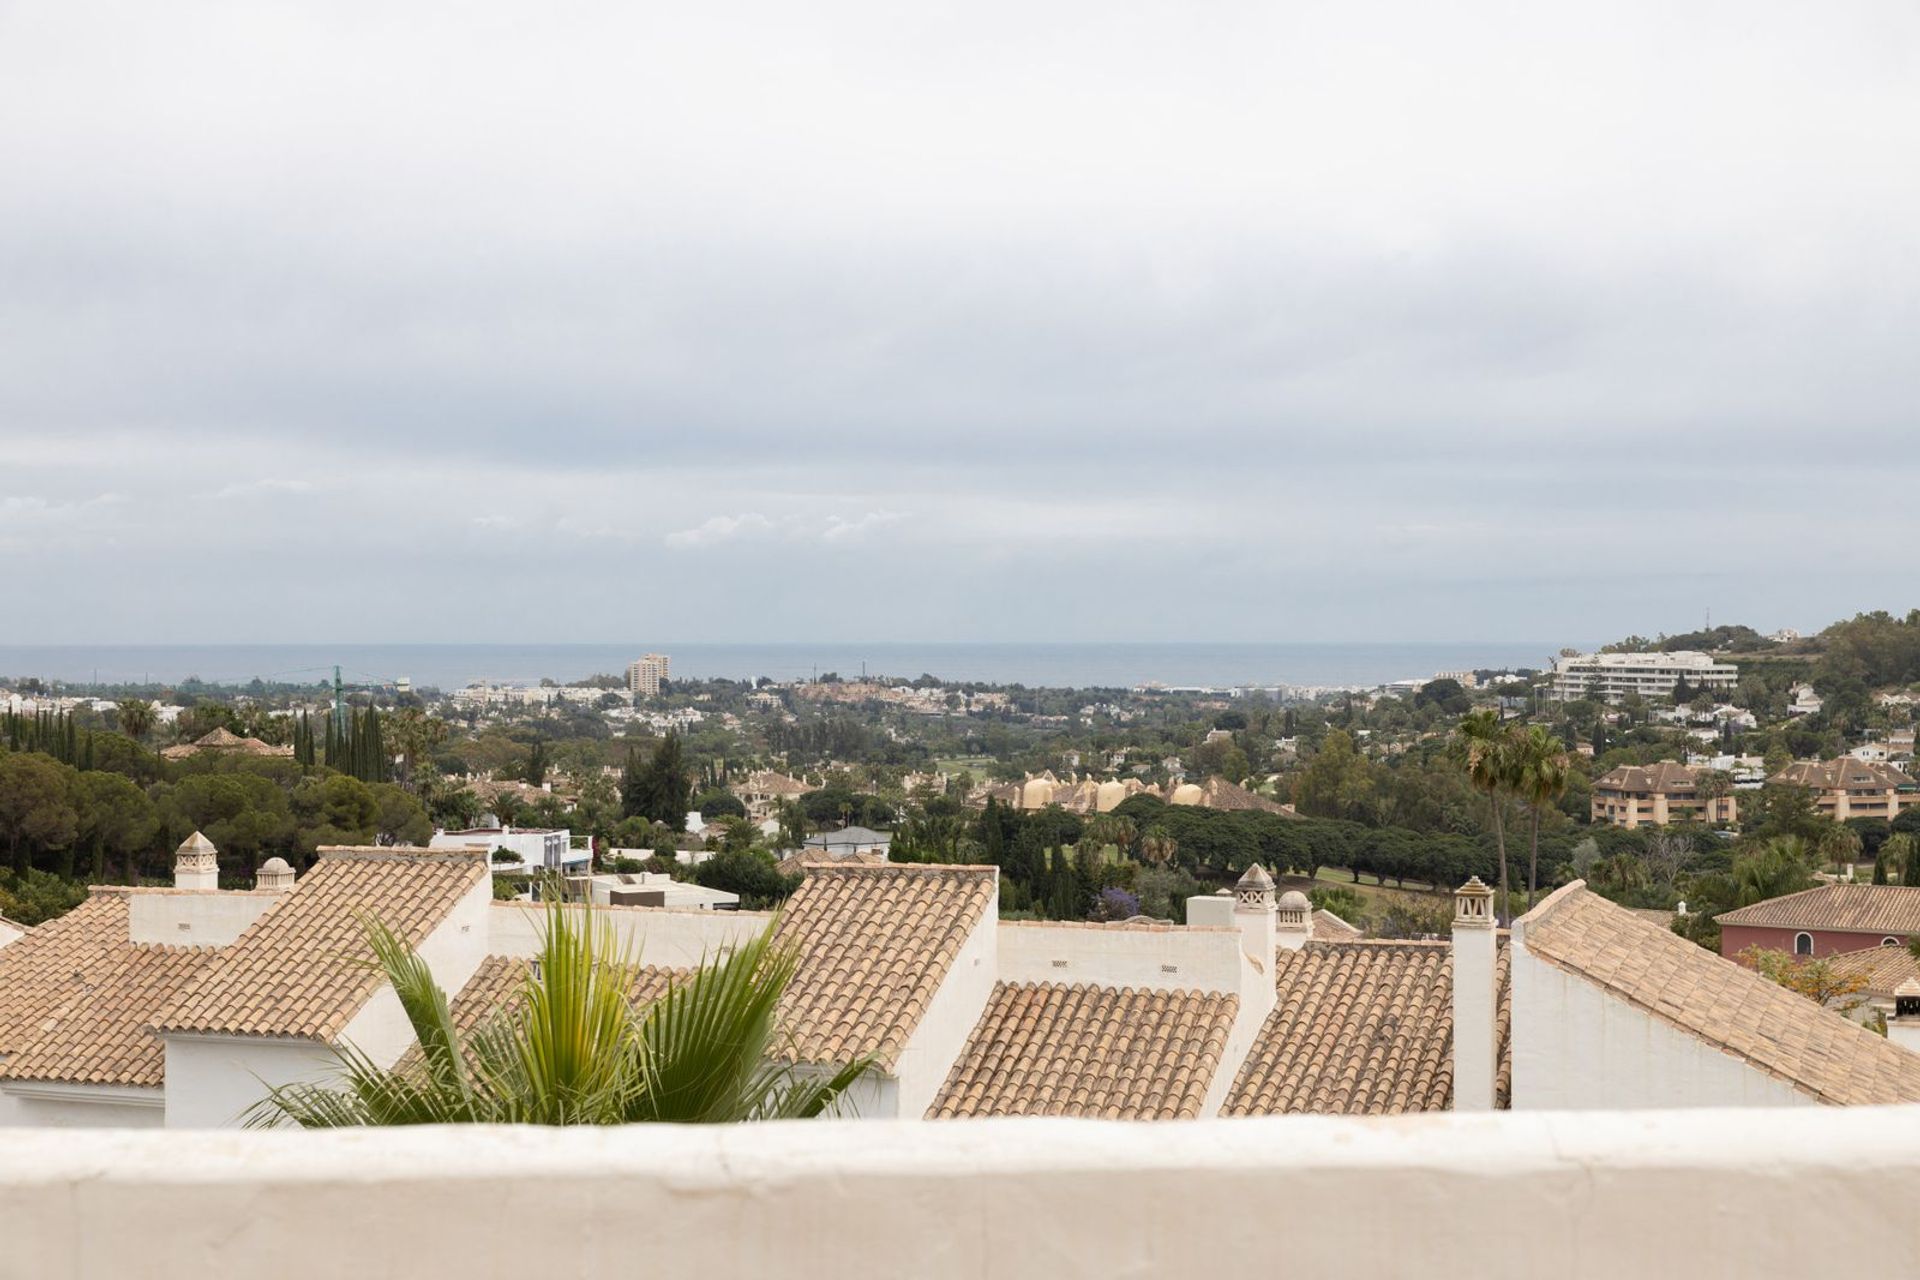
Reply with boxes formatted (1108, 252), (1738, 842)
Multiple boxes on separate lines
(0, 642), (1581, 693)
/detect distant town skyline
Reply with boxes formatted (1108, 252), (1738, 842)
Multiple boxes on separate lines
(4, 1), (1917, 643)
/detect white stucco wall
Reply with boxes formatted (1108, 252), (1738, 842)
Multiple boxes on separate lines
(0, 1083), (163, 1128)
(888, 901), (998, 1120)
(996, 922), (1241, 993)
(488, 901), (770, 968)
(127, 891), (279, 946)
(5, 1108), (1920, 1279)
(160, 1036), (339, 1129)
(336, 876), (495, 1071)
(0, 917), (24, 948)
(1511, 945), (1812, 1110)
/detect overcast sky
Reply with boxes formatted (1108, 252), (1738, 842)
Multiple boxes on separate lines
(2, 1), (1916, 645)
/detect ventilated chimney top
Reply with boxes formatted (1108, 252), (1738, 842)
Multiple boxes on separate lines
(1236, 864), (1275, 892)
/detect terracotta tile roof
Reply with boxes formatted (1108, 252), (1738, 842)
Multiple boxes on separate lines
(156, 848), (487, 1042)
(1312, 909), (1363, 940)
(928, 981), (1237, 1120)
(1818, 942), (1918, 998)
(1222, 940), (1461, 1116)
(1770, 758), (1914, 791)
(772, 863), (997, 1069)
(3, 942), (217, 1087)
(0, 893), (136, 1068)
(1521, 882), (1920, 1105)
(1592, 761), (1701, 794)
(736, 770), (815, 797)
(1715, 884), (1920, 935)
(159, 726), (293, 760)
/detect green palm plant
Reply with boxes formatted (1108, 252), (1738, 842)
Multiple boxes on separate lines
(1882, 832), (1918, 885)
(1818, 824), (1863, 876)
(246, 897), (872, 1128)
(1513, 725), (1570, 912)
(1452, 710), (1518, 922)
(115, 698), (155, 742)
(1732, 836), (1816, 907)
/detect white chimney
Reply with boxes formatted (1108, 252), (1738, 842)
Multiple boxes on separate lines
(1890, 980), (1920, 1055)
(173, 831), (220, 891)
(255, 856), (296, 894)
(1451, 876), (1497, 1111)
(1233, 864), (1278, 967)
(1185, 889), (1234, 928)
(1275, 889), (1313, 951)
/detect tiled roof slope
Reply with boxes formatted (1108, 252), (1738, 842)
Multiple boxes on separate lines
(0, 893), (135, 1066)
(1592, 761), (1700, 793)
(1312, 909), (1363, 941)
(1826, 943), (1920, 996)
(1522, 882), (1920, 1105)
(157, 849), (486, 1041)
(1222, 940), (1461, 1115)
(1715, 884), (1920, 935)
(1771, 759), (1914, 790)
(4, 943), (217, 1086)
(773, 863), (996, 1068)
(928, 982), (1237, 1120)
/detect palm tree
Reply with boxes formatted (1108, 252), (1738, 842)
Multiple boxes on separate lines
(1513, 725), (1570, 911)
(1882, 832), (1918, 884)
(1453, 710), (1518, 921)
(1732, 836), (1815, 907)
(247, 897), (873, 1128)
(1819, 824), (1863, 876)
(115, 698), (154, 742)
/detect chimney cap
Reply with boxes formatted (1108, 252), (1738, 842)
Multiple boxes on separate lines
(1455, 876), (1493, 900)
(176, 831), (216, 858)
(1898, 979), (1920, 999)
(1236, 863), (1275, 892)
(1277, 889), (1311, 912)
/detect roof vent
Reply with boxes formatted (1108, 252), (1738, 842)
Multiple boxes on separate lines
(256, 856), (296, 894)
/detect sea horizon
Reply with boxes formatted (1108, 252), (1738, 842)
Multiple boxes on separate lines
(0, 641), (1587, 693)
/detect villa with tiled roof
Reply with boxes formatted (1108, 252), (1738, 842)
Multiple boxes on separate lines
(1769, 757), (1920, 822)
(6, 829), (1920, 1129)
(1716, 884), (1920, 959)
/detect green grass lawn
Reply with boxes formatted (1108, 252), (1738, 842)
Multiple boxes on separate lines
(1277, 867), (1449, 918)
(932, 756), (997, 776)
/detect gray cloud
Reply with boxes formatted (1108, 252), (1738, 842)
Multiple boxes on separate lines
(1, 0), (1916, 643)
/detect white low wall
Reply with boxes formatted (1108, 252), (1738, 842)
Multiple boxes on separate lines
(3, 1108), (1919, 1278)
(128, 890), (279, 946)
(996, 921), (1241, 993)
(488, 901), (770, 969)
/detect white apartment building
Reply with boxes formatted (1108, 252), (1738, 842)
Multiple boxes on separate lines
(626, 653), (671, 697)
(1548, 651), (1738, 704)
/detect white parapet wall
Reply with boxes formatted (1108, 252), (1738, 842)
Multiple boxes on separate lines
(4, 1108), (1920, 1278)
(996, 921), (1242, 993)
(488, 900), (771, 968)
(126, 890), (280, 947)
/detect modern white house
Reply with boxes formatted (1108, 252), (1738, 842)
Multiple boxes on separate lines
(428, 824), (588, 873)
